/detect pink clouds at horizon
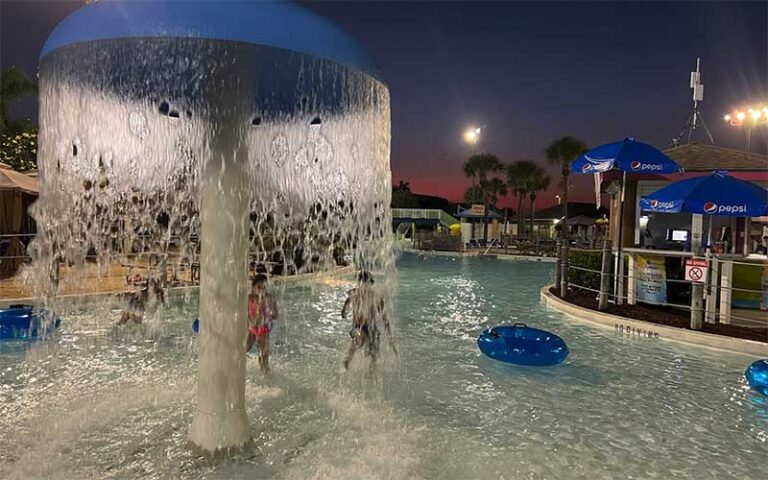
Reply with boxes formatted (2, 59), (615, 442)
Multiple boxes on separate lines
(392, 170), (598, 209)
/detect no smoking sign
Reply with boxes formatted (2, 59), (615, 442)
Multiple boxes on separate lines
(685, 258), (708, 283)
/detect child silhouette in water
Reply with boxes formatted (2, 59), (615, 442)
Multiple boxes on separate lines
(247, 274), (278, 374)
(118, 278), (165, 325)
(341, 271), (394, 370)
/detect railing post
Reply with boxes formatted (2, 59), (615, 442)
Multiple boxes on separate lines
(554, 238), (562, 292)
(690, 252), (705, 330)
(705, 256), (719, 323)
(626, 253), (636, 305)
(560, 240), (569, 297)
(616, 252), (625, 305)
(598, 239), (612, 310)
(719, 260), (733, 324)
(690, 281), (704, 330)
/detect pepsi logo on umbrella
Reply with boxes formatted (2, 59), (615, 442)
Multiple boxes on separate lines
(631, 160), (664, 172)
(702, 202), (748, 215)
(582, 164), (592, 173)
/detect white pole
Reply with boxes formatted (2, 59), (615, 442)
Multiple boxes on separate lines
(627, 253), (636, 305)
(719, 260), (733, 324)
(614, 172), (627, 305)
(189, 117), (251, 452)
(705, 256), (719, 323)
(704, 216), (715, 324)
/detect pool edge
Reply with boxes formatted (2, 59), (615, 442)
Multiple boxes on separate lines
(540, 286), (768, 358)
(0, 265), (356, 308)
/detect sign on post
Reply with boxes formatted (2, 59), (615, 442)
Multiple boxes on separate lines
(470, 204), (485, 216)
(636, 255), (667, 304)
(685, 258), (708, 283)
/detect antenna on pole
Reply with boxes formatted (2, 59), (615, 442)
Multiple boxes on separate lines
(671, 57), (715, 147)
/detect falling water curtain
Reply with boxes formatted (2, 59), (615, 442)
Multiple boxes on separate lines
(0, 190), (25, 278)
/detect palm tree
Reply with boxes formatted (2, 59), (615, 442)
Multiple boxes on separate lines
(464, 185), (483, 204)
(527, 167), (550, 240)
(544, 136), (588, 235)
(392, 180), (417, 208)
(480, 177), (508, 207)
(462, 153), (505, 239)
(506, 160), (538, 238)
(0, 67), (37, 135)
(545, 136), (587, 295)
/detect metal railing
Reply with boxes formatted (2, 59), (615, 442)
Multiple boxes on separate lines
(563, 245), (767, 329)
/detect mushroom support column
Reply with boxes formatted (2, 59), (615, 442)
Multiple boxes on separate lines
(189, 116), (251, 451)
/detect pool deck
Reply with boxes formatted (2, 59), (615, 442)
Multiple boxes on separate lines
(0, 264), (354, 308)
(541, 286), (768, 357)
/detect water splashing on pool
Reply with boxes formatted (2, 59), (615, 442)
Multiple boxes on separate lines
(2, 256), (766, 479)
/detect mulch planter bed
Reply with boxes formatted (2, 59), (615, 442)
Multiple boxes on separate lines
(552, 287), (767, 344)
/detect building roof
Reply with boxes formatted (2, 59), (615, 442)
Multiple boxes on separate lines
(663, 143), (768, 172)
(534, 202), (608, 220)
(455, 208), (504, 219)
(0, 164), (38, 194)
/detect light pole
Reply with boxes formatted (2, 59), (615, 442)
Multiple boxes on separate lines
(724, 105), (768, 152)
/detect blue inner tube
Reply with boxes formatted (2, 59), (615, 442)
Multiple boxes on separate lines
(192, 318), (199, 334)
(745, 359), (768, 397)
(0, 305), (61, 340)
(477, 323), (569, 366)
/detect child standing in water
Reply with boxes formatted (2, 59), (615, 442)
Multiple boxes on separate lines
(247, 274), (278, 374)
(341, 271), (394, 370)
(118, 277), (165, 325)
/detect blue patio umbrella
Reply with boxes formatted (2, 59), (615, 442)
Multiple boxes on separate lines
(570, 138), (681, 300)
(640, 170), (768, 217)
(641, 170), (768, 252)
(571, 138), (681, 175)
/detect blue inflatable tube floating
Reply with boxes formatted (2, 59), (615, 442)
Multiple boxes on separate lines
(477, 323), (568, 366)
(0, 304), (61, 340)
(745, 359), (768, 396)
(192, 318), (199, 334)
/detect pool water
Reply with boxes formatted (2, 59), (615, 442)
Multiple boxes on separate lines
(1, 254), (766, 479)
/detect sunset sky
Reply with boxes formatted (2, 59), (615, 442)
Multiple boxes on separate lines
(2, 1), (766, 208)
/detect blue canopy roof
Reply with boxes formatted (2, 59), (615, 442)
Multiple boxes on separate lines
(640, 171), (768, 217)
(572, 138), (680, 174)
(40, 0), (384, 83)
(455, 209), (503, 219)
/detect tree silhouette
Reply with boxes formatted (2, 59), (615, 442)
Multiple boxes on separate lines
(527, 166), (550, 240)
(462, 153), (505, 239)
(545, 136), (588, 236)
(392, 180), (418, 208)
(545, 135), (587, 295)
(506, 160), (537, 238)
(1, 67), (37, 135)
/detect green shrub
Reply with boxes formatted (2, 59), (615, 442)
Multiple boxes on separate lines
(568, 249), (604, 291)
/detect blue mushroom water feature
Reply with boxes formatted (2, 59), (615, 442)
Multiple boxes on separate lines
(34, 0), (391, 453)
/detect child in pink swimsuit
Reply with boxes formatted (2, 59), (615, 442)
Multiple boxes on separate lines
(247, 274), (278, 374)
